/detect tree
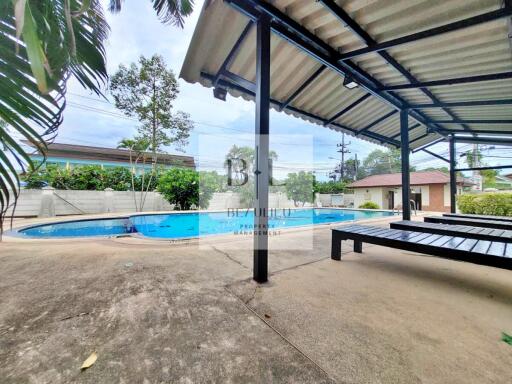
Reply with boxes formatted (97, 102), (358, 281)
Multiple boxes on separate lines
(422, 166), (449, 174)
(0, 0), (193, 231)
(314, 180), (347, 194)
(463, 148), (497, 189)
(224, 145), (279, 207)
(117, 137), (152, 211)
(344, 158), (366, 180)
(362, 148), (416, 176)
(157, 168), (215, 210)
(110, 55), (193, 157)
(158, 168), (198, 210)
(285, 172), (315, 207)
(198, 171), (220, 209)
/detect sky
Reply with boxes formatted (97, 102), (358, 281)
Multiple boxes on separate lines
(42, 0), (508, 180)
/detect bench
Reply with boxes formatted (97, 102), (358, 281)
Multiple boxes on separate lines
(443, 213), (512, 223)
(331, 224), (512, 270)
(390, 220), (512, 243)
(424, 216), (512, 230)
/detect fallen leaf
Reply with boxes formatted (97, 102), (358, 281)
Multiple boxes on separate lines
(81, 352), (97, 370)
(502, 332), (512, 346)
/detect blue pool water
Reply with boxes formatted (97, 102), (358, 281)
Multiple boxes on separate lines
(18, 209), (395, 239)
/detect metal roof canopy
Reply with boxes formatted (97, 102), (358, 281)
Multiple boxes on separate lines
(181, 0), (512, 282)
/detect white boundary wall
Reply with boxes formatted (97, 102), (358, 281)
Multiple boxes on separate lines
(7, 189), (354, 217)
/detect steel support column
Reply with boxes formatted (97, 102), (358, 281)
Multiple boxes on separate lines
(400, 110), (411, 220)
(253, 13), (271, 283)
(449, 136), (457, 214)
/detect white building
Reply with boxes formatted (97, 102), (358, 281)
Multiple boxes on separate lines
(348, 171), (472, 212)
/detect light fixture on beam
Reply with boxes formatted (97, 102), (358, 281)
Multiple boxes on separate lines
(213, 87), (227, 101)
(343, 75), (358, 89)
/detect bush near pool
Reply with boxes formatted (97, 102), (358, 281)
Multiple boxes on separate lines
(358, 201), (380, 209)
(457, 193), (512, 217)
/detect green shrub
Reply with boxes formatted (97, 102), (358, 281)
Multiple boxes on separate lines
(358, 201), (380, 209)
(103, 167), (133, 191)
(21, 164), (161, 192)
(314, 180), (346, 194)
(157, 168), (199, 210)
(457, 193), (512, 216)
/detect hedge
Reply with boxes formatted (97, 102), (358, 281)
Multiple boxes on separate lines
(358, 201), (380, 209)
(457, 193), (512, 217)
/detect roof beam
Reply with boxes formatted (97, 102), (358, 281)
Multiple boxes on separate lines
(434, 128), (512, 135)
(390, 123), (421, 139)
(200, 71), (401, 148)
(337, 7), (512, 61)
(456, 165), (512, 172)
(357, 110), (397, 135)
(410, 133), (432, 145)
(422, 149), (450, 163)
(318, 0), (471, 133)
(324, 93), (371, 126)
(225, 0), (468, 148)
(411, 137), (446, 153)
(213, 22), (253, 88)
(450, 136), (512, 146)
(383, 72), (512, 91)
(280, 65), (326, 111)
(433, 119), (512, 124)
(409, 99), (512, 109)
(225, 0), (440, 131)
(204, 73), (444, 160)
(220, 70), (255, 93)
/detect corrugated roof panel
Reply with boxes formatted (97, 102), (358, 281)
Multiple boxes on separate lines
(181, 0), (512, 150)
(338, 98), (392, 130)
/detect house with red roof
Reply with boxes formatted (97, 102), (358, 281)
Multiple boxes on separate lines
(348, 171), (473, 212)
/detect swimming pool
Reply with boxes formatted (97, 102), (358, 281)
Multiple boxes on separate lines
(17, 208), (396, 239)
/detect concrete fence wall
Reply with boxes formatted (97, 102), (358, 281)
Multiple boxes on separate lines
(317, 193), (354, 208)
(7, 189), (355, 217)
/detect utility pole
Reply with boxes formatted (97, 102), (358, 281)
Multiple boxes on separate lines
(472, 144), (482, 191)
(336, 133), (351, 180)
(354, 153), (358, 181)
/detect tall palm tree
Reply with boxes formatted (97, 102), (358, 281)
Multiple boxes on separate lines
(0, 0), (193, 231)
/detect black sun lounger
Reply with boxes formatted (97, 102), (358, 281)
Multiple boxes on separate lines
(331, 224), (512, 270)
(390, 220), (512, 243)
(443, 213), (512, 223)
(424, 216), (512, 230)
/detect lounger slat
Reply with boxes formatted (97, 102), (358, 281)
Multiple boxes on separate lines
(454, 238), (478, 252)
(366, 228), (393, 237)
(429, 236), (455, 247)
(417, 234), (443, 245)
(505, 244), (512, 258)
(443, 213), (512, 223)
(407, 232), (432, 243)
(424, 216), (512, 230)
(386, 231), (416, 240)
(361, 227), (390, 236)
(350, 225), (379, 234)
(440, 237), (466, 249)
(487, 242), (506, 257)
(471, 240), (492, 255)
(390, 220), (512, 243)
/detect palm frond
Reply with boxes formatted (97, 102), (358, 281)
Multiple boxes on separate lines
(108, 0), (194, 27)
(0, 0), (108, 234)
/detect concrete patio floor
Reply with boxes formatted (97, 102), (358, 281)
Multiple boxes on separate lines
(1, 215), (511, 383)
